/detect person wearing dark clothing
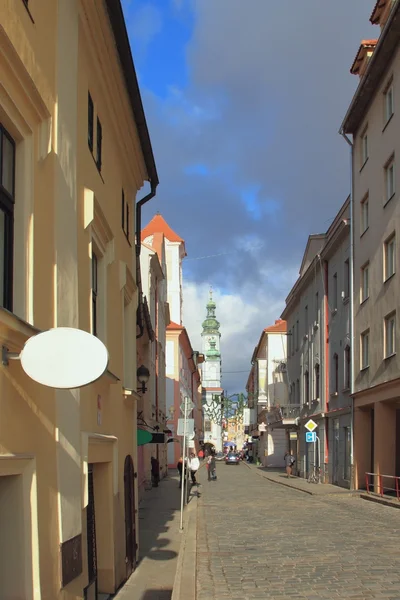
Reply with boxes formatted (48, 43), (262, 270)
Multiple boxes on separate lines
(151, 456), (160, 487)
(284, 450), (295, 478)
(177, 457), (184, 488)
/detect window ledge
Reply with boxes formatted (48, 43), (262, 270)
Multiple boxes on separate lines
(360, 297), (369, 306)
(359, 157), (369, 173)
(360, 366), (370, 372)
(330, 392), (338, 398)
(384, 273), (395, 284)
(383, 193), (395, 208)
(331, 308), (338, 316)
(342, 296), (350, 305)
(382, 113), (394, 133)
(342, 387), (350, 393)
(360, 226), (369, 239)
(384, 352), (396, 361)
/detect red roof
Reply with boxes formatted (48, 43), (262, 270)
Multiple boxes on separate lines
(167, 321), (183, 330)
(370, 0), (389, 24)
(264, 319), (287, 334)
(141, 214), (184, 243)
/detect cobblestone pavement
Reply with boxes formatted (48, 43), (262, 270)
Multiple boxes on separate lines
(196, 462), (400, 600)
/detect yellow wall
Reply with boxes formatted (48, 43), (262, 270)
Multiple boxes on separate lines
(0, 0), (152, 597)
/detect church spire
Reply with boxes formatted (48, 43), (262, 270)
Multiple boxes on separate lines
(201, 287), (220, 336)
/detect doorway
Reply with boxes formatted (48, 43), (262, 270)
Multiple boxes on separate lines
(124, 455), (137, 578)
(332, 419), (339, 485)
(85, 464), (98, 600)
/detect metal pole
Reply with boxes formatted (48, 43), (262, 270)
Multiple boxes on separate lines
(179, 397), (188, 531)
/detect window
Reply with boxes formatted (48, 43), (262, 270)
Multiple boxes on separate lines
(344, 346), (350, 390)
(332, 273), (338, 311)
(96, 117), (102, 172)
(384, 233), (396, 280)
(344, 427), (351, 481)
(296, 379), (300, 404)
(385, 157), (395, 203)
(361, 262), (369, 302)
(361, 194), (369, 234)
(304, 306), (308, 338)
(315, 292), (319, 325)
(332, 353), (339, 394)
(361, 129), (368, 166)
(384, 82), (394, 123)
(92, 252), (98, 336)
(88, 92), (94, 152)
(344, 259), (350, 299)
(314, 363), (320, 400)
(385, 312), (396, 357)
(121, 190), (130, 240)
(296, 320), (299, 351)
(361, 329), (370, 369)
(304, 371), (309, 405)
(0, 125), (15, 311)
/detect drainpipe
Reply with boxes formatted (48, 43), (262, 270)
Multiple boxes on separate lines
(323, 260), (329, 473)
(340, 129), (355, 489)
(136, 183), (157, 339)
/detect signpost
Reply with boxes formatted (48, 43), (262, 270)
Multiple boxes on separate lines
(305, 420), (319, 475)
(178, 397), (188, 530)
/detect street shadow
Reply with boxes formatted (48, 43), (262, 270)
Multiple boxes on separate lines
(140, 591), (172, 600)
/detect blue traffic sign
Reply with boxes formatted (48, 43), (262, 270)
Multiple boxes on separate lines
(306, 432), (316, 443)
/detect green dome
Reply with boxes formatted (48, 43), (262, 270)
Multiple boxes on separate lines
(206, 340), (221, 359)
(202, 316), (220, 332)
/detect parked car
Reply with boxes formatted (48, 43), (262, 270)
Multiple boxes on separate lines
(225, 452), (240, 465)
(215, 452), (225, 461)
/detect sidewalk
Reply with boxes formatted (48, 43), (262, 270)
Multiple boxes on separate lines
(114, 469), (197, 600)
(244, 463), (358, 496)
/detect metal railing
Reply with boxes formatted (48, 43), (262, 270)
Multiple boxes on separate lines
(266, 404), (301, 424)
(365, 472), (400, 500)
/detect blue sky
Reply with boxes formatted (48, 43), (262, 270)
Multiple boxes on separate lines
(122, 0), (376, 393)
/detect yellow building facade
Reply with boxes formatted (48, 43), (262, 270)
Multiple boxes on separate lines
(0, 1), (157, 598)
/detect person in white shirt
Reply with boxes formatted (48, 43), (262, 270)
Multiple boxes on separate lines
(189, 453), (200, 485)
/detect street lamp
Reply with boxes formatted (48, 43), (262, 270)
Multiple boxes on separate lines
(137, 364), (150, 394)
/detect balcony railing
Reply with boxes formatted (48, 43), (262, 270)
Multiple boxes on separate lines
(266, 404), (301, 425)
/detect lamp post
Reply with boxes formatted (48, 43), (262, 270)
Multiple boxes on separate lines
(137, 364), (150, 394)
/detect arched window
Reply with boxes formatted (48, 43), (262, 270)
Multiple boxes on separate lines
(333, 353), (339, 394)
(344, 346), (350, 390)
(314, 363), (320, 400)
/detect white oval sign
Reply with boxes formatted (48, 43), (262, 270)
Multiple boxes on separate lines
(20, 328), (109, 389)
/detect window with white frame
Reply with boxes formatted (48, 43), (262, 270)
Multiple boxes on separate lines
(384, 233), (396, 280)
(361, 329), (370, 370)
(385, 156), (395, 203)
(361, 128), (368, 166)
(332, 273), (338, 311)
(332, 353), (339, 394)
(385, 311), (396, 357)
(361, 194), (369, 234)
(314, 363), (320, 400)
(361, 262), (369, 302)
(384, 81), (394, 124)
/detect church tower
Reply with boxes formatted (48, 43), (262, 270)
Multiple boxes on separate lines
(201, 290), (223, 451)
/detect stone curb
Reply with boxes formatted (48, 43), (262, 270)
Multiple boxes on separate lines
(360, 492), (400, 509)
(171, 490), (198, 600)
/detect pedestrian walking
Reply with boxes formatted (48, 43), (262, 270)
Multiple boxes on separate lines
(284, 450), (295, 478)
(177, 456), (184, 488)
(189, 453), (200, 484)
(207, 453), (217, 481)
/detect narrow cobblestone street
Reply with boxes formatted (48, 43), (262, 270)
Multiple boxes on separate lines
(196, 463), (400, 600)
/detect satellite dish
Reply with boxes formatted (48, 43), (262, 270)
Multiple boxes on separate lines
(19, 328), (109, 389)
